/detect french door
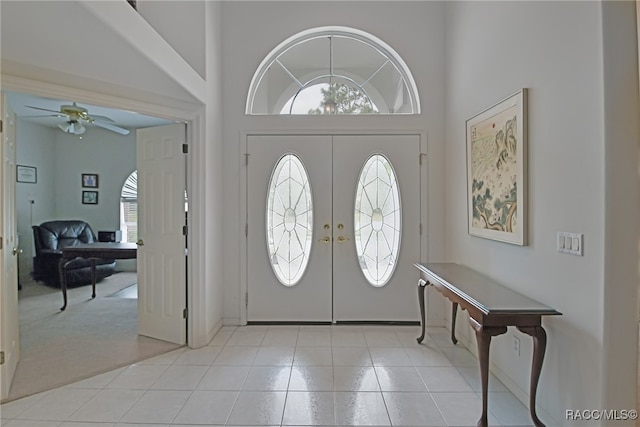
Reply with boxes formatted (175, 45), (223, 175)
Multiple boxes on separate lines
(246, 134), (421, 322)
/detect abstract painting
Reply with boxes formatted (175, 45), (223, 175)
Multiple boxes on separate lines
(467, 89), (527, 245)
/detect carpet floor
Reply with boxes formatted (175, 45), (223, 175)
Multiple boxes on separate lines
(4, 272), (182, 403)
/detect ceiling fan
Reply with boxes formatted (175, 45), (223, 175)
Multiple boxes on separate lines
(25, 102), (130, 136)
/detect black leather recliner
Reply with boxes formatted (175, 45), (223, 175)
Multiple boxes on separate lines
(32, 220), (116, 288)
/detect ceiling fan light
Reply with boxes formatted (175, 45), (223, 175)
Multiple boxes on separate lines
(74, 123), (86, 135)
(58, 122), (70, 133)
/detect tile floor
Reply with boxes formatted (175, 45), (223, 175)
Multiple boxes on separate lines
(1, 325), (535, 426)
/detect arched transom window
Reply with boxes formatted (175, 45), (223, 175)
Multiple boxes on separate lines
(120, 171), (137, 244)
(247, 26), (420, 115)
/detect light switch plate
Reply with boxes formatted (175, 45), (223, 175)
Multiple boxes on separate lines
(557, 232), (583, 256)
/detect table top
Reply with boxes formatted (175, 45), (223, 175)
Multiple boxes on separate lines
(60, 242), (137, 258)
(415, 262), (561, 316)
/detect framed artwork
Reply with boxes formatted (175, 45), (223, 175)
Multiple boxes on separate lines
(82, 173), (99, 188)
(466, 89), (528, 245)
(82, 191), (99, 205)
(16, 165), (37, 183)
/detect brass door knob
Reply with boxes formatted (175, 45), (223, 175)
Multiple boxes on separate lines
(336, 236), (350, 243)
(12, 247), (22, 256)
(136, 239), (145, 246)
(318, 237), (331, 243)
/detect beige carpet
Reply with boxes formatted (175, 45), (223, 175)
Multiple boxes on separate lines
(4, 272), (182, 403)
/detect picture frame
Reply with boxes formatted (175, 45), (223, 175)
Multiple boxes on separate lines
(82, 173), (99, 188)
(82, 191), (99, 205)
(466, 88), (528, 246)
(16, 165), (37, 183)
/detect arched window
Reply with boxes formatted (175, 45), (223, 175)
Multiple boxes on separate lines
(120, 171), (137, 243)
(247, 26), (420, 115)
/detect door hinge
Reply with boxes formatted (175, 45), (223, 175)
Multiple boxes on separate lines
(245, 292), (248, 307)
(183, 225), (188, 236)
(244, 153), (249, 166)
(183, 308), (189, 319)
(0, 119), (3, 134)
(0, 237), (3, 250)
(419, 153), (427, 165)
(0, 351), (5, 365)
(245, 223), (248, 237)
(182, 143), (189, 154)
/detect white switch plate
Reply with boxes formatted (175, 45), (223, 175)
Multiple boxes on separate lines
(557, 232), (583, 256)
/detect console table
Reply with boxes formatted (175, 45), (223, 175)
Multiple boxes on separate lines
(58, 242), (137, 311)
(415, 263), (561, 427)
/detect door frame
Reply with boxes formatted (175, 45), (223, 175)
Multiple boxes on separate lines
(240, 130), (429, 325)
(0, 75), (206, 347)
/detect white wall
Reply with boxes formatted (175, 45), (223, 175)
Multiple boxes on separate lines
(53, 127), (136, 233)
(220, 1), (448, 324)
(136, 0), (206, 80)
(15, 120), (56, 279)
(445, 1), (638, 423)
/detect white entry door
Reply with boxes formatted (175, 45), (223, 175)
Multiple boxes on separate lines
(246, 134), (421, 322)
(1, 94), (20, 399)
(332, 135), (420, 321)
(137, 124), (187, 344)
(247, 135), (333, 321)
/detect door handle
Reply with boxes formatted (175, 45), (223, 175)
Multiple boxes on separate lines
(336, 236), (350, 243)
(318, 237), (331, 243)
(12, 247), (22, 256)
(136, 239), (145, 246)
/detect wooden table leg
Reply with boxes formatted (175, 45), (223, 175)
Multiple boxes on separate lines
(518, 325), (547, 427)
(59, 257), (69, 311)
(416, 279), (428, 343)
(451, 302), (458, 345)
(90, 258), (97, 298)
(469, 318), (507, 427)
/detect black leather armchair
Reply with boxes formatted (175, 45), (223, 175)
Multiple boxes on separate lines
(32, 220), (116, 287)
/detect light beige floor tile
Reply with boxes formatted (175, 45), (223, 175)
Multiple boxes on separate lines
(383, 391), (447, 426)
(173, 345), (222, 365)
(333, 367), (380, 392)
(293, 346), (333, 366)
(369, 347), (412, 366)
(332, 347), (372, 366)
(67, 389), (144, 423)
(226, 391), (286, 425)
(417, 366), (474, 392)
(432, 392), (501, 426)
(213, 346), (259, 365)
(253, 346), (295, 366)
(334, 392), (390, 426)
(119, 390), (190, 424)
(105, 364), (168, 389)
(282, 391), (335, 425)
(197, 365), (250, 390)
(289, 366), (334, 391)
(15, 388), (98, 421)
(172, 390), (239, 425)
(375, 366), (427, 392)
(150, 365), (208, 390)
(243, 366), (291, 391)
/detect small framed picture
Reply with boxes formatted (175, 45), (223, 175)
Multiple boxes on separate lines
(17, 165), (37, 183)
(82, 191), (99, 205)
(82, 173), (99, 188)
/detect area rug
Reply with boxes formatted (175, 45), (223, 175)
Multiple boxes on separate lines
(4, 273), (182, 403)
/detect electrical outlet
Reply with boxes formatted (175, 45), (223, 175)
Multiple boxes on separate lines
(513, 336), (520, 356)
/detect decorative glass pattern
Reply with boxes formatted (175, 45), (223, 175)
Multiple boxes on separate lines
(267, 154), (313, 286)
(354, 154), (401, 287)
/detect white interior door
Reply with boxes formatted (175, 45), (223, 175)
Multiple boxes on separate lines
(332, 135), (421, 321)
(1, 94), (20, 399)
(137, 123), (187, 344)
(246, 134), (421, 322)
(247, 135), (333, 321)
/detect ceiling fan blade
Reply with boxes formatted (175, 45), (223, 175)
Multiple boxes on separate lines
(23, 114), (66, 118)
(92, 120), (130, 135)
(25, 105), (65, 114)
(87, 114), (115, 123)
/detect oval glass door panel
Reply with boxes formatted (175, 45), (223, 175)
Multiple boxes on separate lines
(354, 154), (401, 287)
(266, 153), (313, 286)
